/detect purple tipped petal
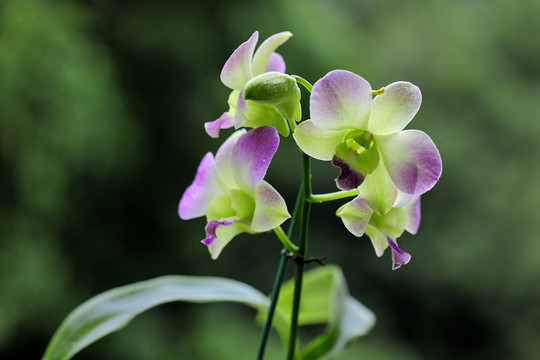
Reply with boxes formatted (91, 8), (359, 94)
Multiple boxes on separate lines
(252, 31), (292, 76)
(393, 191), (413, 208)
(377, 130), (442, 195)
(205, 112), (234, 138)
(234, 91), (249, 128)
(264, 52), (286, 73)
(368, 82), (422, 135)
(387, 238), (411, 270)
(178, 152), (221, 220)
(231, 126), (280, 190)
(220, 32), (259, 90)
(311, 70), (372, 130)
(403, 195), (421, 235)
(202, 219), (235, 245)
(214, 130), (247, 188)
(332, 155), (365, 191)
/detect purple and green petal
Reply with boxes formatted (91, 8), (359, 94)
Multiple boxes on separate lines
(251, 180), (290, 232)
(332, 141), (380, 191)
(387, 238), (411, 270)
(359, 162), (398, 215)
(178, 152), (221, 220)
(403, 195), (421, 235)
(252, 31), (292, 76)
(202, 219), (236, 245)
(332, 155), (365, 191)
(310, 70), (372, 130)
(368, 82), (422, 135)
(204, 112), (234, 138)
(220, 32), (259, 90)
(293, 120), (348, 160)
(377, 130), (442, 195)
(364, 224), (388, 257)
(393, 191), (413, 208)
(231, 126), (280, 191)
(214, 130), (247, 190)
(336, 196), (374, 237)
(207, 221), (252, 260)
(264, 52), (286, 73)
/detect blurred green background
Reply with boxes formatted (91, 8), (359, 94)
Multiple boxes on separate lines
(1, 0), (539, 359)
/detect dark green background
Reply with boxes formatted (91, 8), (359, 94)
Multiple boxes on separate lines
(1, 0), (539, 359)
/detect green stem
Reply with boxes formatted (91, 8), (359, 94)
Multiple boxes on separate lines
(286, 153), (312, 360)
(308, 189), (359, 203)
(256, 184), (305, 360)
(292, 75), (313, 93)
(274, 226), (299, 254)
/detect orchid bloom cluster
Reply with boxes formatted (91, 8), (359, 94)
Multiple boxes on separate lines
(179, 31), (442, 270)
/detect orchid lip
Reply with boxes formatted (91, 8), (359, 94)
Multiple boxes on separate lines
(202, 219), (236, 246)
(332, 155), (365, 190)
(387, 237), (411, 270)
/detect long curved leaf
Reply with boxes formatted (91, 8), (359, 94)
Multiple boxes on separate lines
(42, 275), (269, 360)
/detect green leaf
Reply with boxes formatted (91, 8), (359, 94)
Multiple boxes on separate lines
(42, 275), (269, 360)
(258, 266), (376, 359)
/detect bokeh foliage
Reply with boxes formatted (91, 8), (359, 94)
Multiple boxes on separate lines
(1, 0), (539, 359)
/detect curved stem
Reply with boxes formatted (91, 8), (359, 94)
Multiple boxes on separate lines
(292, 75), (313, 93)
(256, 184), (305, 360)
(309, 188), (359, 203)
(286, 153), (312, 360)
(274, 226), (299, 254)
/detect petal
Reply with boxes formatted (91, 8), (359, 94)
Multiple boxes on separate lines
(368, 81), (422, 135)
(369, 207), (407, 239)
(364, 224), (388, 257)
(220, 31), (259, 90)
(252, 31), (292, 76)
(251, 180), (290, 232)
(231, 126), (280, 190)
(234, 92), (290, 136)
(208, 221), (252, 260)
(336, 196), (373, 237)
(387, 238), (411, 270)
(178, 152), (221, 220)
(202, 219), (236, 245)
(214, 130), (247, 190)
(359, 161), (398, 215)
(264, 52), (286, 73)
(403, 195), (421, 235)
(204, 112), (234, 138)
(332, 141), (380, 191)
(332, 155), (365, 191)
(293, 120), (348, 161)
(393, 191), (413, 208)
(310, 70), (372, 130)
(377, 130), (442, 195)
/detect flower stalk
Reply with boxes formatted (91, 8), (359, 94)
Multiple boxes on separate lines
(286, 152), (312, 360)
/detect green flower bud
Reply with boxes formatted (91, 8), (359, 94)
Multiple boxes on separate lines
(243, 72), (301, 121)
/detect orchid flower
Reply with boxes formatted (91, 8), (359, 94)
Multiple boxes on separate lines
(178, 126), (290, 259)
(337, 194), (421, 270)
(293, 70), (442, 215)
(205, 31), (296, 138)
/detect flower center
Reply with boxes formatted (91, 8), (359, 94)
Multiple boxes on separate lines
(345, 131), (374, 154)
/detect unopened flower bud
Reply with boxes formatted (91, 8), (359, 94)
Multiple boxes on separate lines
(243, 72), (301, 121)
